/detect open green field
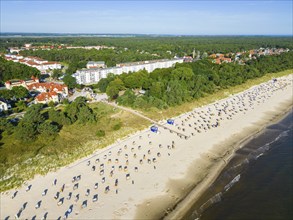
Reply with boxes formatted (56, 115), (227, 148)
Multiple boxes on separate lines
(0, 69), (292, 192)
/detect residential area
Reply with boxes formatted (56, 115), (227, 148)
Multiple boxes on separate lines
(0, 43), (290, 118)
(209, 47), (290, 64)
(8, 43), (115, 53)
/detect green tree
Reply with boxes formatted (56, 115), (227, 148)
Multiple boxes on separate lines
(15, 121), (37, 141)
(171, 67), (193, 80)
(48, 101), (55, 108)
(164, 80), (190, 106)
(62, 98), (70, 105)
(48, 108), (71, 125)
(65, 96), (96, 124)
(106, 78), (124, 100)
(124, 74), (141, 89)
(15, 103), (45, 141)
(0, 118), (14, 135)
(0, 57), (40, 82)
(22, 104), (44, 125)
(14, 100), (27, 112)
(77, 105), (96, 124)
(63, 74), (77, 89)
(65, 102), (79, 123)
(149, 82), (164, 99)
(52, 69), (63, 80)
(0, 90), (14, 100)
(37, 121), (59, 136)
(117, 89), (136, 106)
(97, 78), (110, 93)
(12, 86), (29, 99)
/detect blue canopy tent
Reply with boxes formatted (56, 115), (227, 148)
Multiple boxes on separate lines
(150, 125), (158, 133)
(167, 119), (174, 125)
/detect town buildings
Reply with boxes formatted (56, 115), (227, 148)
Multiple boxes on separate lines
(4, 54), (62, 74)
(73, 58), (184, 84)
(5, 77), (68, 104)
(5, 76), (40, 90)
(28, 82), (68, 104)
(8, 44), (115, 53)
(66, 45), (115, 50)
(209, 48), (289, 64)
(34, 91), (60, 104)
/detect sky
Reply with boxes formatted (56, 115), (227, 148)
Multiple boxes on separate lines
(0, 0), (292, 35)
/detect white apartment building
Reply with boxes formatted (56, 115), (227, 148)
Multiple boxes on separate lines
(73, 58), (184, 84)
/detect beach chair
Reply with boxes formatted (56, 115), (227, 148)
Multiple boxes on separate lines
(81, 200), (87, 208)
(100, 170), (104, 176)
(104, 186), (110, 194)
(93, 194), (98, 202)
(85, 189), (90, 196)
(57, 198), (64, 206)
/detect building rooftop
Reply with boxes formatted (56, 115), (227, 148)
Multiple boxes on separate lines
(87, 61), (105, 65)
(27, 82), (67, 92)
(36, 91), (58, 102)
(116, 59), (170, 67)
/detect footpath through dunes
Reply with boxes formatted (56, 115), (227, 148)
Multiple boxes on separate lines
(1, 74), (293, 220)
(103, 101), (190, 139)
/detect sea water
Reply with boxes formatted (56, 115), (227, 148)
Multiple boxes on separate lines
(185, 110), (293, 220)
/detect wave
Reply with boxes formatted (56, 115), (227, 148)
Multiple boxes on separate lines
(248, 129), (290, 160)
(188, 128), (291, 220)
(224, 174), (241, 192)
(198, 192), (223, 213)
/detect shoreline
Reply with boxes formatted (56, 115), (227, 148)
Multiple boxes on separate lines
(162, 104), (293, 220)
(1, 74), (292, 220)
(132, 74), (293, 219)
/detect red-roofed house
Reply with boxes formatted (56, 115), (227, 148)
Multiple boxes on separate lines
(27, 82), (68, 104)
(5, 79), (67, 104)
(5, 76), (40, 90)
(35, 91), (59, 104)
(27, 82), (68, 94)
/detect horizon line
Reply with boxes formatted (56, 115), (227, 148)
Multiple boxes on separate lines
(1, 32), (292, 37)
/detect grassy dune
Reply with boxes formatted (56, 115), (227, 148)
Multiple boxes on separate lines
(0, 103), (150, 191)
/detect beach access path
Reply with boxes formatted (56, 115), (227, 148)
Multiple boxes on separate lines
(103, 100), (189, 139)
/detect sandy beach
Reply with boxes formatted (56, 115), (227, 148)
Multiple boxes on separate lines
(1, 74), (292, 220)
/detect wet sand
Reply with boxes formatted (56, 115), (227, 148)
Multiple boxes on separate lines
(1, 74), (292, 220)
